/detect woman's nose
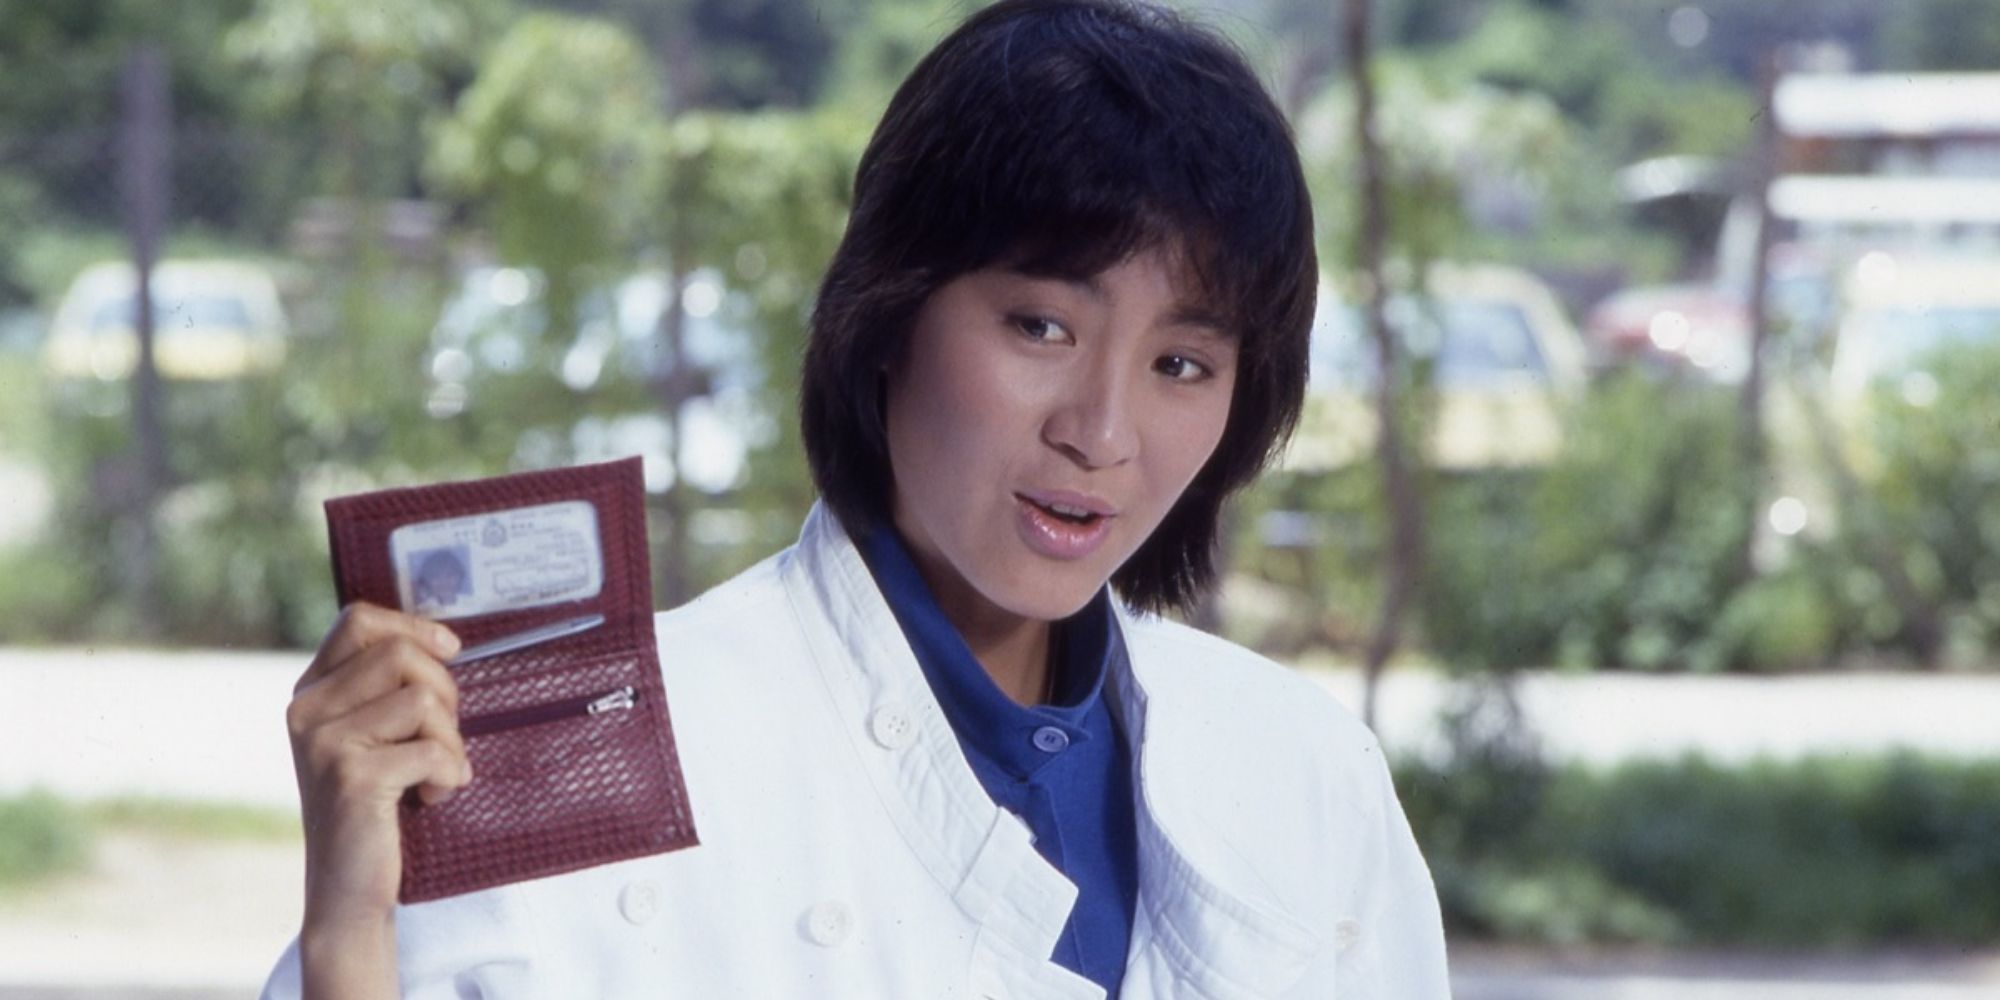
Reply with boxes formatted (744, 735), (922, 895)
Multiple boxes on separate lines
(1041, 364), (1140, 469)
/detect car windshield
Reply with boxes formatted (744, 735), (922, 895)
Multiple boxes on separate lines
(92, 293), (255, 332)
(1849, 306), (2000, 378)
(1313, 298), (1549, 387)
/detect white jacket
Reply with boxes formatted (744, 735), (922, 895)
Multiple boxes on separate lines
(263, 505), (1450, 999)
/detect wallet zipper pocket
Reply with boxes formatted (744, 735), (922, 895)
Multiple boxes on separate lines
(460, 685), (638, 739)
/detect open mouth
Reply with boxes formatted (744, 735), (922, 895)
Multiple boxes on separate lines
(1017, 493), (1111, 526)
(1015, 492), (1116, 559)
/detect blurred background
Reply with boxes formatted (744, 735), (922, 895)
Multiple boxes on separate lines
(2, 0), (1999, 996)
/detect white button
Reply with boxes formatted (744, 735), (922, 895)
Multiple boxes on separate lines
(620, 880), (662, 925)
(1031, 725), (1070, 753)
(803, 900), (853, 947)
(1333, 918), (1362, 951)
(869, 704), (916, 749)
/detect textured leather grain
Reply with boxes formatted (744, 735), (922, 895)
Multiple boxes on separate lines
(323, 457), (698, 903)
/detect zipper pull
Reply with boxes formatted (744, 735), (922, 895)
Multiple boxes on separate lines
(587, 686), (638, 716)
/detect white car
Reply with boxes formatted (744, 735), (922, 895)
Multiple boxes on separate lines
(42, 259), (289, 382)
(1825, 252), (2000, 418)
(1764, 251), (2000, 543)
(1284, 263), (1589, 473)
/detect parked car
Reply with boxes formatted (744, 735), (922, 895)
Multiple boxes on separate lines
(1284, 263), (1589, 473)
(1582, 247), (1836, 384)
(1825, 252), (2000, 419)
(1765, 251), (2000, 543)
(42, 259), (289, 383)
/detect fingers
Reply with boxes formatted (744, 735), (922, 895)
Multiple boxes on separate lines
(298, 602), (460, 694)
(374, 739), (475, 807)
(303, 682), (472, 809)
(291, 635), (461, 734)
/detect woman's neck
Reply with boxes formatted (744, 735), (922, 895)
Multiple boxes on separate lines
(906, 550), (1053, 706)
(953, 606), (1052, 706)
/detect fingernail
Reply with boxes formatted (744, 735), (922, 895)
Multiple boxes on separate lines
(434, 625), (462, 657)
(462, 760), (475, 785)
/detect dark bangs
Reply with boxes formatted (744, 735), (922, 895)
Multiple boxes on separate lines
(803, 0), (1316, 614)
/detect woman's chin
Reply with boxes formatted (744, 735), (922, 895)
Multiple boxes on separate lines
(985, 573), (1109, 624)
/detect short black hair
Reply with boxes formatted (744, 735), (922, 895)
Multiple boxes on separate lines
(801, 0), (1315, 614)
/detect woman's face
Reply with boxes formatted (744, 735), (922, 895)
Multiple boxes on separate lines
(883, 246), (1238, 626)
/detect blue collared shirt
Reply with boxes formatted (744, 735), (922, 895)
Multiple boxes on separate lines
(858, 523), (1140, 994)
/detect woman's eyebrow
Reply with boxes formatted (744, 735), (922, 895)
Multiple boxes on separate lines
(1000, 265), (1102, 298)
(1165, 305), (1230, 335)
(999, 268), (1231, 332)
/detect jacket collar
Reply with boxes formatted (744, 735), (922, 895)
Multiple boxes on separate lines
(782, 503), (1323, 998)
(1108, 604), (1329, 997)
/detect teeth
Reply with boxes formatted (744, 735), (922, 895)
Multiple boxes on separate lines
(1049, 503), (1090, 518)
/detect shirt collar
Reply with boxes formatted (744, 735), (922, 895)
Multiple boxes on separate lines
(856, 520), (1117, 780)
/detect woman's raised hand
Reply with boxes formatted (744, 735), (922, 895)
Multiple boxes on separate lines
(285, 602), (470, 995)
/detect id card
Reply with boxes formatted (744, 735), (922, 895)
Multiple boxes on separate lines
(388, 500), (603, 620)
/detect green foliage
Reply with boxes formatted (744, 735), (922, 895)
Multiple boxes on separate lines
(228, 0), (507, 197)
(0, 0), (256, 130)
(0, 792), (295, 898)
(1840, 341), (2000, 666)
(651, 106), (866, 565)
(1516, 375), (1754, 671)
(1704, 562), (1843, 672)
(685, 0), (840, 108)
(1230, 465), (1388, 655)
(1881, 0), (2000, 71)
(22, 246), (464, 645)
(1246, 376), (1759, 672)
(1241, 374), (1880, 673)
(1444, 2), (1756, 165)
(430, 12), (665, 324)
(1296, 65), (1581, 272)
(0, 174), (44, 309)
(0, 790), (90, 890)
(819, 0), (965, 109)
(1401, 749), (2000, 946)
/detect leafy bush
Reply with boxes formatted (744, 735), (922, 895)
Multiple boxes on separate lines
(1242, 375), (1793, 671)
(1239, 372), (1959, 672)
(1844, 340), (2000, 666)
(1399, 749), (2000, 947)
(0, 790), (90, 890)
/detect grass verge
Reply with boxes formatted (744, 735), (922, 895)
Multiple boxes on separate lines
(0, 789), (296, 897)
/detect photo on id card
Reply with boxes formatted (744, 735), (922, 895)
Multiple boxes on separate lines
(387, 499), (604, 620)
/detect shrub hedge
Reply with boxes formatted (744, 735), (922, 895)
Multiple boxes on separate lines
(1397, 749), (2000, 947)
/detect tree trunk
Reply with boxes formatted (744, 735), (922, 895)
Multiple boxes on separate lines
(1345, 0), (1422, 730)
(120, 46), (171, 637)
(656, 250), (693, 609)
(1731, 52), (1781, 588)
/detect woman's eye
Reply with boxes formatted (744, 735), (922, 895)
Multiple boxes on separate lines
(1011, 315), (1074, 345)
(1156, 354), (1213, 383)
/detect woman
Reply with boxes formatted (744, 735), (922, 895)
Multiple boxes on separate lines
(267, 0), (1450, 996)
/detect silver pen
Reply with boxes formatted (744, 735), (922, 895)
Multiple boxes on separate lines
(447, 613), (606, 667)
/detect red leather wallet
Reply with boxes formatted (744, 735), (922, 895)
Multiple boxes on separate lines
(323, 456), (698, 903)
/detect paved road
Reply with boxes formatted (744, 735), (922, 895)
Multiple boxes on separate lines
(5, 646), (1998, 810)
(4, 646), (1998, 998)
